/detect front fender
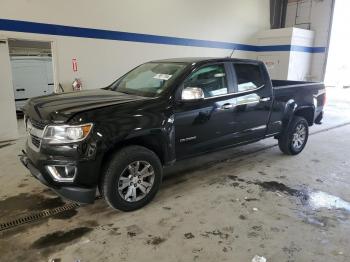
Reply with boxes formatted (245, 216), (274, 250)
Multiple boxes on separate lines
(125, 120), (176, 164)
(95, 113), (176, 165)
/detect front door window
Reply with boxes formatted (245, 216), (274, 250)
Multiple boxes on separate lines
(184, 64), (228, 98)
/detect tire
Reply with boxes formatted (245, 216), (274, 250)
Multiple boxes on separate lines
(100, 145), (162, 211)
(278, 116), (309, 155)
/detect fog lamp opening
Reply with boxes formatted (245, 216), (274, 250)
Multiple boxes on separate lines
(46, 165), (77, 182)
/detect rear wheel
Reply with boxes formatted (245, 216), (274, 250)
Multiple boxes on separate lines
(100, 145), (162, 211)
(278, 116), (309, 155)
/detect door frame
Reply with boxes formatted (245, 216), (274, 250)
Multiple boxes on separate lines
(0, 39), (18, 141)
(174, 61), (238, 159)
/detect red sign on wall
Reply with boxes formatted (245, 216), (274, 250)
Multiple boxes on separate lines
(72, 58), (78, 72)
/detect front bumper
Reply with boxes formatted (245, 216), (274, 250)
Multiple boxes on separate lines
(20, 152), (96, 204)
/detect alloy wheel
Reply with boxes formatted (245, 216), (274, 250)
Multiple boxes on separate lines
(117, 161), (155, 202)
(292, 123), (306, 150)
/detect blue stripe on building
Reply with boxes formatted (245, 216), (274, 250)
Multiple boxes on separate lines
(0, 18), (326, 53)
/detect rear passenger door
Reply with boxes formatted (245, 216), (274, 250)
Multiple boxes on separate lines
(230, 62), (273, 141)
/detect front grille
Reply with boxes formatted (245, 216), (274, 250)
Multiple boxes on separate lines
(30, 118), (47, 130)
(31, 135), (41, 148)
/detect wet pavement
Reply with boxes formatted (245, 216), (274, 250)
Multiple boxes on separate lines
(0, 88), (350, 262)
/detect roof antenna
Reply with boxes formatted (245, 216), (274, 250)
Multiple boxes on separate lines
(228, 48), (235, 58)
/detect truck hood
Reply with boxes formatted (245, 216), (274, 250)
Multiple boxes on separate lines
(23, 89), (150, 122)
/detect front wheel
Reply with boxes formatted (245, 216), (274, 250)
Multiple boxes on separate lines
(100, 145), (162, 211)
(278, 116), (309, 155)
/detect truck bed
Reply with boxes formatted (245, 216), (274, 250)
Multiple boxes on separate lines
(270, 79), (326, 128)
(271, 79), (325, 99)
(272, 80), (323, 90)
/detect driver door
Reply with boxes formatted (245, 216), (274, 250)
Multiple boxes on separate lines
(174, 63), (235, 159)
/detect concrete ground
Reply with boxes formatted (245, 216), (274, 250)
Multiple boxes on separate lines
(0, 87), (350, 262)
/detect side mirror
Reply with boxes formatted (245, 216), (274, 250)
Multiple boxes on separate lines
(181, 87), (204, 101)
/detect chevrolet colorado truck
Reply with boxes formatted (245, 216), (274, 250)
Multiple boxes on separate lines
(20, 57), (326, 211)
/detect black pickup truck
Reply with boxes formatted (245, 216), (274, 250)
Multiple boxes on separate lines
(20, 57), (326, 211)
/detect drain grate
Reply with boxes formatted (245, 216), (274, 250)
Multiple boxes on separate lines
(0, 195), (104, 232)
(0, 202), (80, 232)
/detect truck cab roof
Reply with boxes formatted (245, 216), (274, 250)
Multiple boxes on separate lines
(151, 57), (263, 65)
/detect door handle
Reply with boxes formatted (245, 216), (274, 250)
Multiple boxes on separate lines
(260, 97), (271, 102)
(221, 103), (234, 110)
(16, 88), (25, 91)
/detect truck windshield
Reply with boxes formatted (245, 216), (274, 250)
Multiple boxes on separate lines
(109, 62), (187, 97)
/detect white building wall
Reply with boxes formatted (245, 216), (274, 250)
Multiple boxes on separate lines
(0, 0), (270, 91)
(0, 0), (271, 141)
(285, 0), (334, 81)
(0, 41), (18, 141)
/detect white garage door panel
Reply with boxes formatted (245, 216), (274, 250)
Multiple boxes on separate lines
(11, 57), (54, 102)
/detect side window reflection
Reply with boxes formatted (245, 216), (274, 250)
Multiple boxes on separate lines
(184, 64), (228, 98)
(234, 63), (264, 92)
(236, 93), (260, 105)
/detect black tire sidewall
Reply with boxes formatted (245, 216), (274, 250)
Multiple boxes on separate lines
(103, 146), (162, 211)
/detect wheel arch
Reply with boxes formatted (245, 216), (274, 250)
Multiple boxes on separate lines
(294, 106), (315, 126)
(278, 101), (314, 139)
(101, 132), (172, 168)
(283, 100), (315, 127)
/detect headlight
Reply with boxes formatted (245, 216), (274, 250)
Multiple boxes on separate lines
(43, 123), (93, 144)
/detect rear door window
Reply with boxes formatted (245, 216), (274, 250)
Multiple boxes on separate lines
(233, 63), (264, 92)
